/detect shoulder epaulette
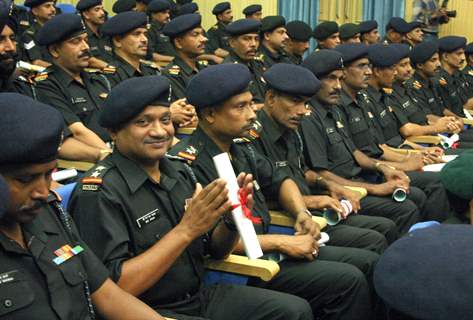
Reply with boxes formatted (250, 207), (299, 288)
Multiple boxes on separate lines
(198, 60), (209, 66)
(33, 72), (49, 82)
(233, 137), (252, 144)
(102, 65), (116, 74)
(47, 190), (62, 203)
(84, 68), (102, 73)
(255, 54), (265, 61)
(140, 59), (160, 70)
(19, 20), (30, 26)
(413, 80), (422, 89)
(168, 144), (199, 163)
(167, 65), (181, 75)
(80, 165), (110, 191)
(382, 88), (393, 94)
(439, 77), (447, 86)
(468, 70), (473, 76)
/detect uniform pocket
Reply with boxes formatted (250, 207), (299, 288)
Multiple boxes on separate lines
(0, 270), (35, 316)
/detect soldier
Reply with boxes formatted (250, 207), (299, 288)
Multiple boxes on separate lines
(300, 49), (421, 234)
(284, 20), (312, 65)
(10, 0), (34, 34)
(404, 21), (423, 48)
(146, 0), (175, 64)
(0, 93), (166, 320)
(112, 0), (136, 14)
(462, 42), (473, 75)
(177, 2), (197, 15)
(243, 4), (262, 21)
(34, 13), (114, 162)
(258, 15), (291, 68)
(69, 75), (314, 320)
(170, 63), (376, 320)
(206, 2), (232, 59)
(383, 17), (410, 44)
(339, 23), (361, 44)
(101, 11), (161, 86)
(223, 18), (266, 106)
(20, 0), (56, 67)
(313, 21), (340, 49)
(359, 20), (379, 45)
(76, 0), (113, 69)
(135, 0), (151, 13)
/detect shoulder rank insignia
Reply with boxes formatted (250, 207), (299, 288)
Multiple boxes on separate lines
(99, 92), (108, 99)
(233, 137), (252, 144)
(198, 60), (209, 66)
(84, 68), (102, 73)
(19, 20), (29, 26)
(176, 145), (198, 162)
(81, 165), (108, 191)
(468, 70), (473, 76)
(255, 54), (264, 61)
(382, 88), (393, 94)
(140, 59), (160, 69)
(168, 65), (180, 75)
(102, 65), (116, 74)
(33, 72), (48, 82)
(439, 77), (447, 86)
(413, 80), (422, 89)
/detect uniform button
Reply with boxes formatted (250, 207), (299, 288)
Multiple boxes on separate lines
(185, 293), (191, 299)
(4, 299), (12, 308)
(155, 234), (160, 240)
(83, 108), (87, 111)
(202, 238), (208, 243)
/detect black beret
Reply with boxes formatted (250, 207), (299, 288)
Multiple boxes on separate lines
(178, 2), (197, 15)
(391, 43), (410, 59)
(212, 1), (230, 15)
(264, 63), (320, 97)
(112, 0), (136, 13)
(374, 225), (473, 319)
(339, 23), (360, 40)
(410, 41), (438, 65)
(368, 43), (402, 68)
(439, 35), (467, 53)
(163, 13), (201, 38)
(334, 43), (368, 64)
(226, 18), (261, 37)
(359, 20), (377, 34)
(0, 0), (12, 32)
(186, 64), (251, 110)
(0, 93), (64, 165)
(302, 49), (343, 78)
(440, 151), (473, 199)
(76, 0), (101, 11)
(313, 21), (339, 40)
(260, 15), (285, 33)
(286, 20), (312, 42)
(0, 175), (9, 220)
(406, 20), (422, 32)
(137, 0), (152, 4)
(147, 0), (170, 13)
(386, 17), (410, 34)
(101, 11), (147, 36)
(176, 0), (191, 4)
(243, 4), (261, 16)
(24, 0), (51, 8)
(37, 14), (86, 46)
(466, 42), (473, 55)
(100, 76), (172, 128)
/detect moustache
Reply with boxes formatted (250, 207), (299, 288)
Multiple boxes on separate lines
(19, 200), (45, 213)
(329, 89), (341, 96)
(78, 51), (91, 59)
(144, 136), (170, 144)
(0, 51), (18, 62)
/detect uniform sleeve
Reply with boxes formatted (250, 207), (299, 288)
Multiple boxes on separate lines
(162, 72), (187, 101)
(206, 28), (220, 53)
(69, 187), (133, 283)
(299, 115), (330, 171)
(20, 32), (42, 62)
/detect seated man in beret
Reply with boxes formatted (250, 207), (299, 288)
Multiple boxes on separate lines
(69, 75), (313, 320)
(76, 0), (114, 69)
(206, 1), (232, 59)
(19, 0), (55, 67)
(223, 18), (266, 106)
(284, 20), (312, 65)
(243, 4), (262, 21)
(383, 17), (410, 44)
(258, 15), (291, 68)
(135, 0), (151, 13)
(170, 63), (377, 320)
(339, 23), (361, 44)
(359, 20), (380, 45)
(313, 21), (340, 49)
(301, 49), (421, 235)
(404, 21), (423, 48)
(112, 0), (136, 14)
(462, 42), (473, 85)
(252, 63), (397, 250)
(0, 93), (166, 320)
(34, 13), (116, 162)
(146, 0), (175, 64)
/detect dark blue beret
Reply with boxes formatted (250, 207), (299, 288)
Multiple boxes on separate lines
(112, 0), (136, 13)
(406, 20), (422, 32)
(137, 0), (152, 4)
(374, 225), (473, 319)
(243, 4), (261, 16)
(186, 64), (251, 110)
(368, 43), (402, 68)
(0, 0), (12, 32)
(359, 20), (377, 34)
(335, 43), (368, 64)
(313, 21), (339, 40)
(147, 0), (170, 13)
(261, 15), (285, 33)
(466, 42), (473, 55)
(386, 17), (410, 34)
(339, 23), (360, 40)
(37, 14), (86, 46)
(226, 18), (261, 36)
(439, 35), (467, 53)
(100, 76), (172, 128)
(76, 0), (101, 11)
(24, 0), (50, 8)
(410, 41), (438, 65)
(264, 63), (320, 97)
(302, 49), (343, 78)
(0, 175), (9, 220)
(101, 11), (147, 36)
(440, 150), (473, 199)
(163, 13), (201, 38)
(0, 93), (64, 165)
(178, 2), (198, 15)
(391, 43), (410, 59)
(212, 1), (230, 15)
(286, 20), (312, 42)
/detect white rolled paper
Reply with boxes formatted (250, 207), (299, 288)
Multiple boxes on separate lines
(52, 169), (78, 182)
(213, 153), (263, 259)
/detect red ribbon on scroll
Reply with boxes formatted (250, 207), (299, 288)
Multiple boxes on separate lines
(231, 188), (262, 224)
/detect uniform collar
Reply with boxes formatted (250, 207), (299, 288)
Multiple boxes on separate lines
(113, 55), (143, 77)
(261, 43), (280, 60)
(340, 88), (358, 107)
(49, 63), (83, 87)
(257, 109), (286, 144)
(173, 55), (198, 75)
(413, 71), (431, 88)
(310, 98), (331, 119)
(366, 85), (382, 102)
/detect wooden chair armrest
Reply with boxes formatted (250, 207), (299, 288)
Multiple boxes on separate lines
(269, 210), (327, 229)
(57, 159), (94, 172)
(343, 186), (368, 198)
(176, 127), (197, 135)
(205, 254), (279, 282)
(406, 135), (441, 145)
(462, 118), (473, 126)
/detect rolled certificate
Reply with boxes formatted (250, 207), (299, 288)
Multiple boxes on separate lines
(213, 153), (263, 259)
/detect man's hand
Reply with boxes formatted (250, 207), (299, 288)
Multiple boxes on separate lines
(328, 185), (361, 213)
(380, 165), (410, 189)
(236, 172), (254, 211)
(170, 99), (196, 127)
(370, 180), (408, 197)
(278, 234), (320, 261)
(402, 153), (424, 171)
(294, 211), (320, 240)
